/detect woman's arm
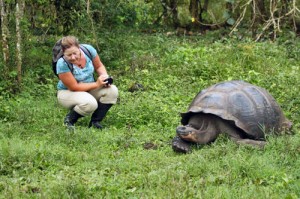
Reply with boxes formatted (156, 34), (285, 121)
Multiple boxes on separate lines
(58, 72), (104, 91)
(92, 54), (108, 77)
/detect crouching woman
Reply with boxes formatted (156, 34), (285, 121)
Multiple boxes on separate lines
(56, 36), (118, 130)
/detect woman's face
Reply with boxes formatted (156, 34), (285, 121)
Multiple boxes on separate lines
(63, 46), (81, 63)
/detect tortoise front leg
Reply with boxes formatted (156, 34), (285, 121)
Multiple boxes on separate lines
(172, 136), (192, 153)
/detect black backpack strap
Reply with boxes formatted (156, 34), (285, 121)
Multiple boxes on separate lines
(79, 44), (96, 81)
(62, 57), (74, 74)
(79, 44), (93, 60)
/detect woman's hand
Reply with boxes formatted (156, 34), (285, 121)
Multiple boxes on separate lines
(96, 74), (110, 88)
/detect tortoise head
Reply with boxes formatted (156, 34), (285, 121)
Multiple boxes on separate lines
(176, 113), (220, 144)
(176, 125), (199, 143)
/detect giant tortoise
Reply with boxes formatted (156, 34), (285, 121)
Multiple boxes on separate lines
(172, 80), (292, 153)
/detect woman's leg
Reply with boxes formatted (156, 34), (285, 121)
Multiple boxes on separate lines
(57, 90), (98, 116)
(57, 90), (98, 129)
(88, 85), (119, 129)
(89, 85), (119, 104)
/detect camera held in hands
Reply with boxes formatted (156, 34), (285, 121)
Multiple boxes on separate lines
(104, 76), (113, 85)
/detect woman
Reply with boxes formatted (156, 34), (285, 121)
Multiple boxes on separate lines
(56, 36), (118, 130)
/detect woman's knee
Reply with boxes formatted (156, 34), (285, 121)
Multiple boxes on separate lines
(74, 98), (98, 116)
(108, 85), (119, 100)
(100, 85), (119, 104)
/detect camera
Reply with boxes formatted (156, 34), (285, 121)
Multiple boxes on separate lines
(104, 76), (113, 85)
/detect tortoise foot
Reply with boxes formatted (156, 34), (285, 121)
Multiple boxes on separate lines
(172, 136), (192, 153)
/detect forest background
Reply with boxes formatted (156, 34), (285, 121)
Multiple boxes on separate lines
(0, 0), (300, 198)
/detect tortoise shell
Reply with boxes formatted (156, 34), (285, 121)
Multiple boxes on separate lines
(180, 80), (291, 139)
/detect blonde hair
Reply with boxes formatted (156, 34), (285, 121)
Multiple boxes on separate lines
(61, 36), (79, 52)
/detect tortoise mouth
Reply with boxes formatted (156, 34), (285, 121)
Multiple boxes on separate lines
(176, 125), (198, 142)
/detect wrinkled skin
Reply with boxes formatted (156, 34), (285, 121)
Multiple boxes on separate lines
(172, 113), (267, 153)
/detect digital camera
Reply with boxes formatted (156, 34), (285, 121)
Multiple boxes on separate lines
(104, 76), (113, 85)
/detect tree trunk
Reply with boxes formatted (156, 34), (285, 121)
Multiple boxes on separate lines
(189, 0), (199, 28)
(251, 0), (267, 38)
(0, 0), (10, 74)
(199, 0), (209, 22)
(16, 0), (25, 85)
(190, 0), (199, 18)
(169, 0), (179, 28)
(255, 0), (266, 23)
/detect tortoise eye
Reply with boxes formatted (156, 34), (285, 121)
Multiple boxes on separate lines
(186, 124), (194, 128)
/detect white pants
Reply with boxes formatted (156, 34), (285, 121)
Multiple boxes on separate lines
(57, 85), (118, 116)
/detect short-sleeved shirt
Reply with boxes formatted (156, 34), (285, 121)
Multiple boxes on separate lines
(56, 44), (97, 90)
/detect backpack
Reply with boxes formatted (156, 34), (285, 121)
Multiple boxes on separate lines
(52, 39), (93, 77)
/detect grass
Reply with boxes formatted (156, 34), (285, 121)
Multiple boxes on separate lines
(0, 31), (300, 198)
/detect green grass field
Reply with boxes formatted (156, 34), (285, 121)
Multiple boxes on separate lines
(0, 32), (299, 198)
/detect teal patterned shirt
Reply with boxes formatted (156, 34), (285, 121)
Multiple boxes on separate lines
(56, 44), (97, 90)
